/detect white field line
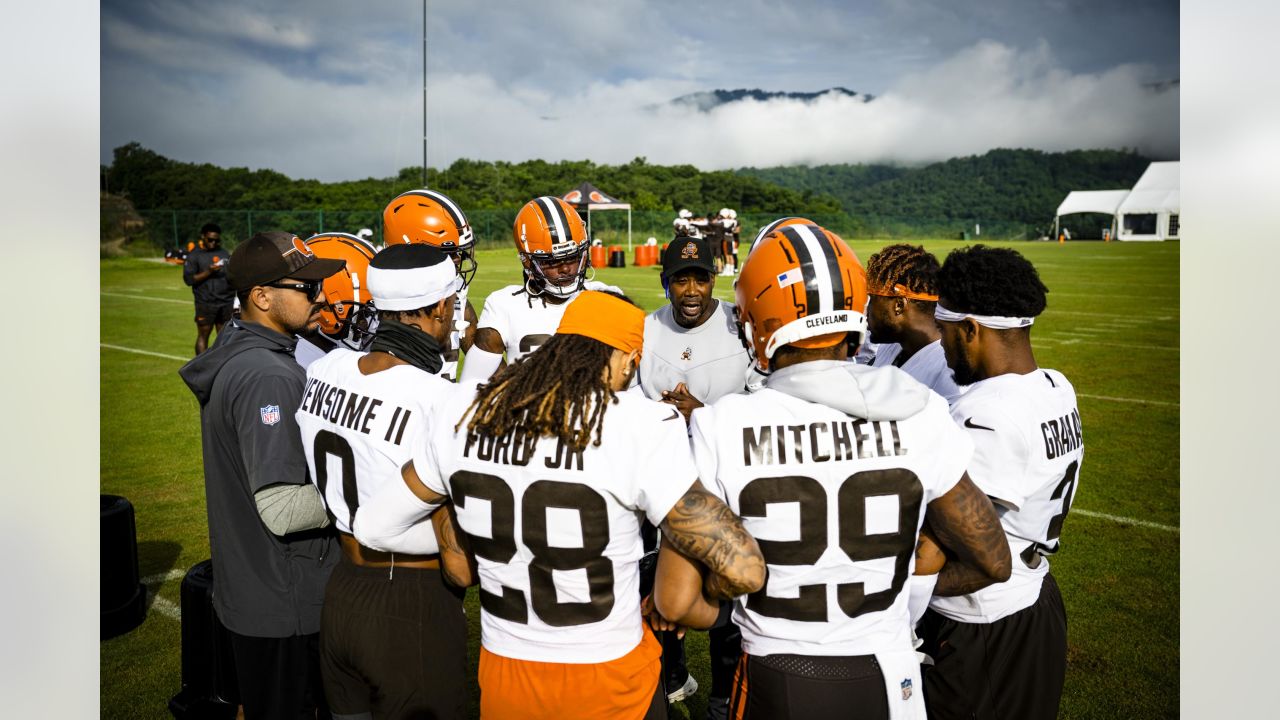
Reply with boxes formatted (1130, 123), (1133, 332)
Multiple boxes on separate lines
(142, 569), (187, 621)
(1078, 392), (1178, 407)
(101, 343), (187, 362)
(1052, 292), (1169, 300)
(1072, 508), (1178, 533)
(1083, 341), (1178, 352)
(1048, 331), (1108, 337)
(102, 291), (188, 305)
(1046, 309), (1175, 321)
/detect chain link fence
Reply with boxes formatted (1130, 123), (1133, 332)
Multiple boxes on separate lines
(129, 208), (1042, 254)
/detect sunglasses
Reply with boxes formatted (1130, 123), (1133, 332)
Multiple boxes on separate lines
(266, 280), (323, 300)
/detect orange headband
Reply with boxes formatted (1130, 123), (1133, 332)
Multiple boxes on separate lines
(867, 282), (939, 302)
(556, 291), (645, 356)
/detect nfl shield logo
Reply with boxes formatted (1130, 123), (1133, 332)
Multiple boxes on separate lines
(260, 405), (281, 426)
(900, 678), (913, 701)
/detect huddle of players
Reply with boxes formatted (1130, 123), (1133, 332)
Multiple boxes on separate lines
(674, 207), (742, 277)
(286, 192), (1082, 720)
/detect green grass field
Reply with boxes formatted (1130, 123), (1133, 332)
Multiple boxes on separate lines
(101, 239), (1179, 719)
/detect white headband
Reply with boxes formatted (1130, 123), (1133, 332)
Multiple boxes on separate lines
(935, 303), (1035, 329)
(366, 261), (463, 311)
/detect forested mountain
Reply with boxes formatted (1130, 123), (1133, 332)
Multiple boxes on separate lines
(102, 143), (1155, 245)
(739, 149), (1152, 236)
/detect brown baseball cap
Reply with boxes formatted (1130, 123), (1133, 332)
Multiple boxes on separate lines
(226, 231), (346, 291)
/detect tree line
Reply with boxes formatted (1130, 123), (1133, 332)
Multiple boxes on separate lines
(102, 143), (1155, 246)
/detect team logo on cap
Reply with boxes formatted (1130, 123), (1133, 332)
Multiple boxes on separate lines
(681, 241), (699, 259)
(284, 236), (314, 259)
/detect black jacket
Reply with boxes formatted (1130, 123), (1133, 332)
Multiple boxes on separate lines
(179, 320), (337, 636)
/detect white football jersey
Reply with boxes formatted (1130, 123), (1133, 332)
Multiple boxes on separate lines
(639, 300), (751, 405)
(929, 368), (1083, 623)
(296, 348), (453, 538)
(475, 281), (621, 366)
(415, 385), (696, 663)
(438, 285), (469, 382)
(690, 370), (972, 657)
(870, 340), (961, 405)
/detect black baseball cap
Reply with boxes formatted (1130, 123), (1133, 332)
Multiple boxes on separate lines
(226, 231), (345, 291)
(661, 236), (716, 280)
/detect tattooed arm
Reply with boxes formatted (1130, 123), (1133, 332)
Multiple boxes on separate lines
(433, 502), (476, 588)
(652, 537), (725, 629)
(925, 472), (1013, 596)
(659, 481), (766, 600)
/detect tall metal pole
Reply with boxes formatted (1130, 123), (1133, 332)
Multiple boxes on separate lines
(427, 0), (432, 188)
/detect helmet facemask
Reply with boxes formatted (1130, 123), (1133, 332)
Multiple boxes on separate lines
(523, 244), (589, 298)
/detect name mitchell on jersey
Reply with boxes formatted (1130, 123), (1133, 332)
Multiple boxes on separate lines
(742, 419), (906, 467)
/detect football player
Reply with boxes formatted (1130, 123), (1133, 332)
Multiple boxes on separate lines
(355, 290), (766, 720)
(687, 224), (1011, 719)
(383, 188), (480, 381)
(919, 245), (1082, 720)
(296, 243), (471, 720)
(294, 232), (378, 369)
(639, 234), (755, 714)
(460, 196), (620, 381)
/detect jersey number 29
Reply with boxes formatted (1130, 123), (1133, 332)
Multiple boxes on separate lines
(740, 468), (923, 622)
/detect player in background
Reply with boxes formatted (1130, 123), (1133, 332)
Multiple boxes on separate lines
(863, 243), (962, 645)
(687, 224), (1011, 719)
(296, 243), (471, 719)
(355, 291), (766, 720)
(461, 196), (621, 381)
(294, 232), (378, 369)
(639, 234), (754, 713)
(183, 222), (235, 355)
(863, 244), (960, 403)
(383, 188), (480, 381)
(716, 208), (741, 277)
(919, 245), (1081, 720)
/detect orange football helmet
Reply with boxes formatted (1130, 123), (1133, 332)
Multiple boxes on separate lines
(748, 217), (815, 257)
(306, 232), (378, 350)
(513, 196), (591, 298)
(735, 223), (868, 372)
(382, 189), (477, 286)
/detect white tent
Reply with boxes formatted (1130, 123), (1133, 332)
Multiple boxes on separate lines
(1116, 161), (1180, 241)
(1054, 190), (1130, 240)
(1052, 161), (1180, 242)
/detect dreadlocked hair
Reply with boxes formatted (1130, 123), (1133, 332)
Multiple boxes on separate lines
(938, 244), (1048, 317)
(457, 333), (619, 453)
(867, 243), (940, 308)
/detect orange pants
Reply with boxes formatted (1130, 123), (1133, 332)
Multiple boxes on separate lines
(478, 628), (662, 719)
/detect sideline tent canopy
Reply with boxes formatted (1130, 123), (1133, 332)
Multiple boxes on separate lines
(1116, 161), (1180, 241)
(562, 182), (632, 249)
(1052, 161), (1180, 241)
(1054, 190), (1129, 241)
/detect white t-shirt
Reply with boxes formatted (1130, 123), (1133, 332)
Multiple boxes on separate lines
(639, 300), (751, 405)
(689, 369), (972, 657)
(296, 349), (453, 538)
(929, 368), (1083, 623)
(414, 385), (696, 663)
(870, 340), (961, 405)
(475, 281), (620, 366)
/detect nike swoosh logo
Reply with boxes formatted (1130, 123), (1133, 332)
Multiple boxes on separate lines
(964, 418), (996, 431)
(663, 410), (680, 421)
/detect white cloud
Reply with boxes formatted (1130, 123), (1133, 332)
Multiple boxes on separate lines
(100, 0), (1178, 180)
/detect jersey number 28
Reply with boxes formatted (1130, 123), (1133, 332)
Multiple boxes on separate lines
(450, 470), (614, 627)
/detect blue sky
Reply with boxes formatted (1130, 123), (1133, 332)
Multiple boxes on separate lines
(100, 0), (1179, 181)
